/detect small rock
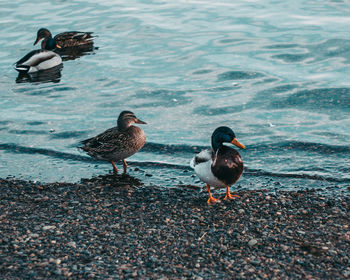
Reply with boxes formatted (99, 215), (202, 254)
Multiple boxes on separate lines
(250, 258), (260, 265)
(43, 225), (56, 231)
(248, 239), (258, 246)
(68, 241), (77, 248)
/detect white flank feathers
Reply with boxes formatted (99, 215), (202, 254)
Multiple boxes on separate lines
(15, 50), (62, 73)
(190, 149), (226, 188)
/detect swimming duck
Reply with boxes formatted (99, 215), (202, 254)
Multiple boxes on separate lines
(34, 28), (95, 50)
(190, 126), (245, 204)
(14, 49), (62, 73)
(80, 111), (147, 173)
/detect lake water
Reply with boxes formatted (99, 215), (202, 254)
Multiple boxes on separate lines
(1, 0), (349, 192)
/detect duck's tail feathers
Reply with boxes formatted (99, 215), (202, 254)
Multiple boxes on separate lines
(14, 65), (30, 73)
(190, 157), (196, 169)
(78, 145), (89, 152)
(80, 137), (93, 145)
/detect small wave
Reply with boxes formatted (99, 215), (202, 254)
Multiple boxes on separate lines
(217, 70), (265, 81)
(0, 143), (96, 163)
(243, 168), (350, 183)
(271, 53), (310, 63)
(3, 141), (348, 159)
(143, 141), (350, 156)
(265, 44), (299, 49)
(50, 131), (88, 140)
(274, 141), (350, 154)
(8, 129), (48, 135)
(1, 142), (349, 183)
(271, 87), (350, 112)
(142, 142), (205, 154)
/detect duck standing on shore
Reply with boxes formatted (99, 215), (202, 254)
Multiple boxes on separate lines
(190, 126), (245, 204)
(34, 28), (95, 51)
(80, 111), (147, 174)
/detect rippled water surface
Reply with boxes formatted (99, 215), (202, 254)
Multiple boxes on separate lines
(1, 0), (349, 191)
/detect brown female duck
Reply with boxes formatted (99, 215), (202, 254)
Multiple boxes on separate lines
(34, 28), (95, 51)
(80, 111), (146, 174)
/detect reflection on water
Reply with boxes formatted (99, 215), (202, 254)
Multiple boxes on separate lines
(15, 64), (63, 84)
(58, 46), (98, 61)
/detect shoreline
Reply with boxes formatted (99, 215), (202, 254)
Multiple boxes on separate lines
(0, 175), (349, 279)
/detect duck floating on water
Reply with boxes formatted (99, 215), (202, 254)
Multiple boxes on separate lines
(14, 49), (62, 73)
(34, 28), (95, 51)
(190, 126), (245, 204)
(80, 111), (147, 174)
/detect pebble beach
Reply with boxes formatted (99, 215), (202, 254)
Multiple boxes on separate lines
(1, 174), (349, 279)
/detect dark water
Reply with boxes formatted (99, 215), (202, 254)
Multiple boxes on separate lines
(1, 0), (349, 192)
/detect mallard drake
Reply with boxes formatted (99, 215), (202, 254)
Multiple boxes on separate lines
(190, 126), (246, 204)
(34, 28), (95, 50)
(14, 49), (62, 73)
(80, 111), (147, 173)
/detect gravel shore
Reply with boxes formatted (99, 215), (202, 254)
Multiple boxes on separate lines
(0, 174), (349, 279)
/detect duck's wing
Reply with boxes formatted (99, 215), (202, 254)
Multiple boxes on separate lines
(55, 31), (94, 40)
(15, 50), (59, 72)
(190, 149), (213, 169)
(81, 131), (129, 155)
(80, 126), (119, 147)
(55, 31), (94, 47)
(15, 50), (57, 67)
(15, 50), (41, 66)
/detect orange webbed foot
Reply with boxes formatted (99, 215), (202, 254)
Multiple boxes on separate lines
(206, 184), (220, 204)
(207, 196), (220, 204)
(224, 186), (241, 200)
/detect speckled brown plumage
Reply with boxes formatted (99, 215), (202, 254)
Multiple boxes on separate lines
(34, 28), (95, 51)
(80, 111), (146, 173)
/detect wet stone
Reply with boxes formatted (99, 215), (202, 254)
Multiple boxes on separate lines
(248, 239), (258, 247)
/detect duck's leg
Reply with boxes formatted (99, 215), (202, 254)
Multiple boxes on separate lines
(122, 159), (127, 174)
(224, 186), (241, 200)
(206, 184), (220, 204)
(110, 161), (119, 172)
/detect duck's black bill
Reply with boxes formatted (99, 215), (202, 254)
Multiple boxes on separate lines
(33, 37), (40, 45)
